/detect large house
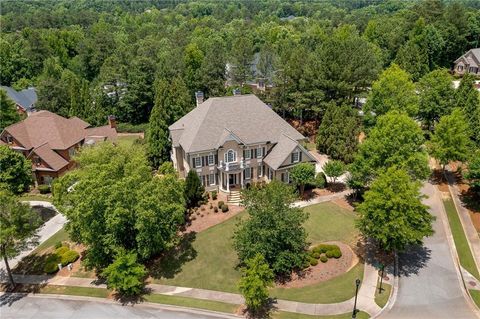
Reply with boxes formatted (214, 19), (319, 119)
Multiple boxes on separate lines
(169, 93), (316, 192)
(0, 86), (38, 115)
(0, 111), (117, 185)
(454, 48), (480, 76)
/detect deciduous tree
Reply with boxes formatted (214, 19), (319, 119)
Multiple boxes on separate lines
(464, 150), (480, 195)
(0, 145), (32, 194)
(102, 250), (147, 296)
(356, 167), (434, 253)
(0, 190), (41, 287)
(0, 89), (20, 131)
(234, 181), (308, 276)
(322, 160), (346, 184)
(456, 73), (480, 144)
(289, 163), (315, 196)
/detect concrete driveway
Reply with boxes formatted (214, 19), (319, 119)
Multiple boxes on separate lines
(0, 294), (237, 319)
(380, 183), (479, 319)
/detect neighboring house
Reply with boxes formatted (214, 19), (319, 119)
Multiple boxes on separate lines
(453, 48), (480, 76)
(0, 111), (117, 185)
(169, 93), (316, 192)
(0, 86), (38, 114)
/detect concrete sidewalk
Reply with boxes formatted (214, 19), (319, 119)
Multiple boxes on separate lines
(5, 273), (383, 317)
(293, 189), (351, 208)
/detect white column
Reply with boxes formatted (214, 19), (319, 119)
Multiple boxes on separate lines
(226, 173), (230, 192)
(241, 170), (244, 188)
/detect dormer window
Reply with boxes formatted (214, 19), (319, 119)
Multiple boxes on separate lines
(225, 149), (236, 163)
(6, 135), (13, 144)
(34, 156), (41, 166)
(292, 151), (300, 163)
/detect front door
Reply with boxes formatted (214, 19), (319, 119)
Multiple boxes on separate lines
(229, 174), (236, 186)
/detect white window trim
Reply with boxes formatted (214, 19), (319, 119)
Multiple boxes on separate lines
(225, 149), (236, 163)
(194, 157), (201, 168)
(258, 165), (263, 177)
(208, 154), (214, 166)
(292, 151), (300, 163)
(209, 173), (216, 185)
(256, 147), (263, 158)
(245, 168), (251, 180)
(244, 149), (251, 160)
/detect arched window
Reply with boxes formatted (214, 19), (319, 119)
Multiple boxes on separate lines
(224, 149), (236, 163)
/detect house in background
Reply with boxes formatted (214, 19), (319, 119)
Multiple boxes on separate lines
(169, 93), (316, 194)
(0, 86), (38, 115)
(453, 48), (480, 76)
(0, 111), (117, 185)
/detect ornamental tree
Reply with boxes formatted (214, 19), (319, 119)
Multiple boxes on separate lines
(356, 167), (434, 253)
(103, 250), (147, 296)
(289, 162), (315, 196)
(238, 253), (274, 314)
(185, 170), (204, 208)
(53, 143), (185, 271)
(0, 190), (41, 287)
(234, 181), (308, 276)
(350, 111), (430, 185)
(429, 108), (473, 171)
(0, 145), (32, 194)
(322, 160), (346, 184)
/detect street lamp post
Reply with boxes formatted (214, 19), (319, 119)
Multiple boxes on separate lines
(379, 263), (385, 294)
(352, 278), (361, 319)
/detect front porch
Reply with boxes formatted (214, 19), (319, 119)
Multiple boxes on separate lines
(219, 171), (246, 193)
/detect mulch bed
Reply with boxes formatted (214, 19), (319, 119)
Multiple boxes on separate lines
(276, 241), (357, 289)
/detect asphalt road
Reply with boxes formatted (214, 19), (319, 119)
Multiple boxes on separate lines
(380, 183), (479, 319)
(0, 294), (235, 319)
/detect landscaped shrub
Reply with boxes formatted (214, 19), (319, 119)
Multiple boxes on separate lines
(55, 246), (69, 255)
(43, 262), (59, 274)
(221, 204), (229, 212)
(38, 184), (51, 194)
(218, 200), (224, 207)
(312, 252), (321, 259)
(314, 173), (327, 189)
(214, 206), (218, 213)
(331, 249), (342, 259)
(320, 255), (328, 263)
(309, 257), (318, 266)
(302, 259), (311, 269)
(54, 241), (63, 249)
(211, 191), (217, 200)
(61, 250), (80, 265)
(209, 203), (213, 209)
(116, 122), (148, 133)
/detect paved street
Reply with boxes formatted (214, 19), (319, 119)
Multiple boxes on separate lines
(380, 183), (479, 319)
(0, 295), (237, 319)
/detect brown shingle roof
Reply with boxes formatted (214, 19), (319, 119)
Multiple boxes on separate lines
(28, 143), (69, 171)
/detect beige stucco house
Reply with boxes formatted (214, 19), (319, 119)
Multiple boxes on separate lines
(454, 48), (480, 76)
(169, 94), (316, 193)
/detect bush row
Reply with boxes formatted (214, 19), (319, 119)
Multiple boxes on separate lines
(305, 243), (342, 267)
(116, 122), (148, 133)
(43, 245), (80, 274)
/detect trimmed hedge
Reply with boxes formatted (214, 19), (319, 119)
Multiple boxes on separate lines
(309, 257), (318, 266)
(221, 204), (229, 212)
(61, 250), (80, 266)
(38, 185), (51, 194)
(55, 246), (69, 256)
(320, 255), (328, 263)
(43, 262), (59, 274)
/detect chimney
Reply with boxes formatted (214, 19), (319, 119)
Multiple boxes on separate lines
(233, 88), (241, 96)
(195, 91), (204, 106)
(108, 115), (117, 129)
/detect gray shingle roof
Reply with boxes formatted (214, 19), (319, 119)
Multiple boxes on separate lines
(169, 95), (305, 153)
(0, 86), (37, 111)
(263, 134), (299, 170)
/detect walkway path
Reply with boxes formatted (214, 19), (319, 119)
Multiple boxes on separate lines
(293, 189), (351, 208)
(380, 182), (479, 319)
(0, 201), (66, 275)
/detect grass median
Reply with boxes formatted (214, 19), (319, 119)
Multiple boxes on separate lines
(443, 198), (480, 280)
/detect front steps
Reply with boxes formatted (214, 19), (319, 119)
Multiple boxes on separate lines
(227, 190), (242, 205)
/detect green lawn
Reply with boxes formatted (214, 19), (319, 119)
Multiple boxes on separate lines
(145, 294), (238, 313)
(443, 199), (480, 280)
(374, 280), (391, 308)
(33, 227), (69, 254)
(19, 194), (53, 202)
(273, 311), (369, 319)
(39, 285), (110, 298)
(116, 135), (142, 147)
(271, 263), (364, 303)
(152, 202), (362, 303)
(469, 290), (480, 309)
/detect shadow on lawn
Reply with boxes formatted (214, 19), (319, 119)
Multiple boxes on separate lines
(13, 253), (54, 275)
(148, 232), (197, 280)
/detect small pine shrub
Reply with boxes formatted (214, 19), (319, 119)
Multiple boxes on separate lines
(218, 200), (224, 207)
(302, 259), (311, 269)
(320, 255), (328, 263)
(331, 249), (342, 259)
(61, 250), (80, 266)
(214, 206), (219, 213)
(309, 257), (318, 266)
(54, 241), (63, 249)
(221, 204), (229, 212)
(211, 191), (217, 200)
(312, 252), (321, 259)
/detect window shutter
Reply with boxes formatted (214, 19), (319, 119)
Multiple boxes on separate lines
(299, 152), (303, 162)
(262, 147), (265, 157)
(254, 149), (257, 158)
(243, 150), (246, 159)
(201, 157), (204, 167)
(291, 153), (294, 163)
(215, 154), (218, 164)
(192, 158), (196, 168)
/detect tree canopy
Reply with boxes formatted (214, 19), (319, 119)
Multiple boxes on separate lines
(356, 167), (434, 253)
(289, 163), (315, 196)
(53, 143), (185, 271)
(0, 89), (20, 131)
(0, 145), (32, 194)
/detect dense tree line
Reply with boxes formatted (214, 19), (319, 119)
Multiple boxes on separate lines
(1, 0), (479, 128)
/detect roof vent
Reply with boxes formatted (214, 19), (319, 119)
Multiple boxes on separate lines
(233, 88), (241, 96)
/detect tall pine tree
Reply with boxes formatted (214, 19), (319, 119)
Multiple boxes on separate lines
(0, 89), (20, 131)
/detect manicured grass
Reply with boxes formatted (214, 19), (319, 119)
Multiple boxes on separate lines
(304, 142), (316, 151)
(443, 198), (480, 280)
(39, 285), (110, 298)
(19, 194), (53, 202)
(303, 202), (359, 246)
(116, 135), (142, 147)
(273, 311), (369, 319)
(145, 294), (238, 314)
(153, 202), (361, 303)
(33, 227), (69, 254)
(374, 280), (391, 308)
(469, 290), (480, 309)
(271, 262), (364, 303)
